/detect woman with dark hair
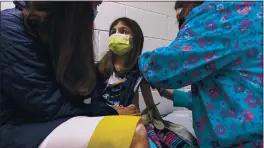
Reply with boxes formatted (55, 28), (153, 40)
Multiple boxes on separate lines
(139, 1), (263, 147)
(0, 1), (149, 148)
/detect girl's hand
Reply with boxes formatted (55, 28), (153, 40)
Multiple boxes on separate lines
(112, 105), (141, 116)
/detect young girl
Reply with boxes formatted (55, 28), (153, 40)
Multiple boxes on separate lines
(92, 17), (155, 110)
(91, 17), (196, 148)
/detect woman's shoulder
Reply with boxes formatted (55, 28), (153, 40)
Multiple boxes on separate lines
(1, 8), (24, 33)
(1, 8), (33, 47)
(1, 8), (45, 71)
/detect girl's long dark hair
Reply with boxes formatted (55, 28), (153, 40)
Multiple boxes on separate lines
(98, 17), (144, 77)
(23, 2), (97, 96)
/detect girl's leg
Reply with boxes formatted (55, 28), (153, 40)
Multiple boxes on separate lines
(130, 123), (150, 148)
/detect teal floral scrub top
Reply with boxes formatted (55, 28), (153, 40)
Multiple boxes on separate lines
(138, 2), (263, 148)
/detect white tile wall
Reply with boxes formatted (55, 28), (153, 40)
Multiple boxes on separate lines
(117, 2), (148, 10)
(94, 2), (126, 31)
(93, 30), (99, 61)
(126, 6), (168, 39)
(98, 31), (110, 57)
(1, 2), (14, 10)
(167, 17), (179, 40)
(143, 37), (167, 52)
(148, 2), (176, 17)
(166, 41), (173, 47)
(1, 1), (190, 115)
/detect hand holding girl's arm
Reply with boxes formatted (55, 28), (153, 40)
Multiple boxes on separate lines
(158, 88), (193, 110)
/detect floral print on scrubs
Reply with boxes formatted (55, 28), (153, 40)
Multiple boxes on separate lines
(138, 2), (263, 148)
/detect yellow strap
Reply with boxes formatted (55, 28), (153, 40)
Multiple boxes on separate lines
(88, 116), (140, 148)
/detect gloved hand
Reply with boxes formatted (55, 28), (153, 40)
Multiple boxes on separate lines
(141, 103), (165, 130)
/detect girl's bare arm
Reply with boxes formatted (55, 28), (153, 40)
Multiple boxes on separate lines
(140, 79), (155, 106)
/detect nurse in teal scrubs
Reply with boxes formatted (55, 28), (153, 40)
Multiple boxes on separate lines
(139, 1), (263, 147)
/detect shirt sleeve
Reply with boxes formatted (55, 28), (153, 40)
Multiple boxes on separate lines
(173, 90), (192, 110)
(138, 2), (243, 89)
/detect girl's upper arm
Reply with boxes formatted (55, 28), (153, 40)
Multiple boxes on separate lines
(132, 91), (140, 108)
(140, 79), (155, 106)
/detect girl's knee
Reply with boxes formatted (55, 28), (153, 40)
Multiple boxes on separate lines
(135, 123), (148, 140)
(130, 123), (150, 148)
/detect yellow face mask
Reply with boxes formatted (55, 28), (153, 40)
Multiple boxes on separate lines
(108, 33), (133, 56)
